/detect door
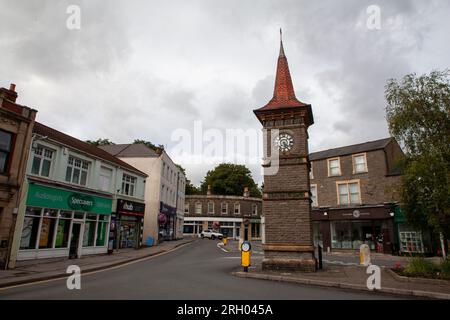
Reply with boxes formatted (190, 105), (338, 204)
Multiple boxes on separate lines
(69, 223), (82, 259)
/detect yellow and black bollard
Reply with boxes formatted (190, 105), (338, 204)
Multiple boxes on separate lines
(241, 241), (251, 272)
(223, 237), (228, 246)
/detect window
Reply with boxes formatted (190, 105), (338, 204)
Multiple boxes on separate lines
(184, 203), (189, 214)
(310, 162), (314, 179)
(252, 204), (258, 216)
(328, 158), (341, 176)
(311, 184), (318, 207)
(0, 129), (13, 174)
(207, 202), (214, 214)
(65, 156), (89, 186)
(353, 154), (368, 174)
(31, 146), (54, 177)
(39, 209), (58, 248)
(121, 174), (137, 196)
(83, 215), (97, 247)
(221, 203), (228, 215)
(20, 207), (42, 250)
(234, 203), (240, 215)
(337, 181), (361, 205)
(99, 166), (113, 192)
(195, 202), (202, 215)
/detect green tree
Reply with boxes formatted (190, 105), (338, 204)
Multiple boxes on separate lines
(200, 163), (262, 198)
(86, 138), (116, 146)
(185, 179), (201, 195)
(133, 139), (164, 152)
(385, 70), (450, 255)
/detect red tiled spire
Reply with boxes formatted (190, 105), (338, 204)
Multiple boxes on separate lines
(258, 30), (307, 110)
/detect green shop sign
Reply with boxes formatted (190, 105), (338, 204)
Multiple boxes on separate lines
(27, 184), (112, 215)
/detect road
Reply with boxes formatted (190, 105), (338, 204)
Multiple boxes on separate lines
(0, 239), (404, 300)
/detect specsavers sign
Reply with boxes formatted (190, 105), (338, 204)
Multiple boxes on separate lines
(27, 184), (112, 215)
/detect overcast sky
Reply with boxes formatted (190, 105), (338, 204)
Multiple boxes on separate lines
(1, 0), (449, 185)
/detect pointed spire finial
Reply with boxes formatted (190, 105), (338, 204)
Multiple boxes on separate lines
(279, 28), (285, 57)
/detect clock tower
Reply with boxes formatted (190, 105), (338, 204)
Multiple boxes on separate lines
(254, 31), (316, 272)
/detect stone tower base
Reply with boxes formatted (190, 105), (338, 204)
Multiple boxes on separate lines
(262, 244), (317, 272)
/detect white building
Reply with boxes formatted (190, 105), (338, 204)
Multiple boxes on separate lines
(100, 144), (186, 244)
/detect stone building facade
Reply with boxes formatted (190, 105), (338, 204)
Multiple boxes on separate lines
(310, 138), (405, 254)
(0, 84), (37, 268)
(184, 188), (262, 240)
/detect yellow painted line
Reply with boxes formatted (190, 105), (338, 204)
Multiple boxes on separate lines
(0, 240), (196, 292)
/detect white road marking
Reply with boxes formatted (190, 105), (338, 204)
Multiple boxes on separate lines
(216, 243), (229, 253)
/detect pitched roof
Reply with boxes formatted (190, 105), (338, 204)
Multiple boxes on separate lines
(99, 143), (159, 158)
(255, 37), (308, 111)
(33, 122), (147, 177)
(309, 138), (393, 161)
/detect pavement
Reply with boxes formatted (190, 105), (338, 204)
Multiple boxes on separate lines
(0, 238), (406, 299)
(222, 240), (450, 300)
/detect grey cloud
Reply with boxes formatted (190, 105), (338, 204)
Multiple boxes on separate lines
(1, 0), (449, 184)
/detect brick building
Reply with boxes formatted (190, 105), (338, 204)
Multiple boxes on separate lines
(184, 187), (262, 240)
(309, 138), (405, 254)
(0, 84), (37, 268)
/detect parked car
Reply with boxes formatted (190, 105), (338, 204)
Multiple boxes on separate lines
(200, 229), (223, 240)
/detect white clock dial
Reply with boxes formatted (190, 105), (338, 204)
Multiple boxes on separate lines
(275, 133), (294, 152)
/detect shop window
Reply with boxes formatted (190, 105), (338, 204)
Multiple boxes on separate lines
(221, 203), (228, 214)
(399, 226), (424, 253)
(20, 208), (42, 250)
(252, 204), (258, 216)
(39, 209), (58, 249)
(352, 154), (368, 174)
(207, 202), (214, 214)
(96, 221), (108, 246)
(331, 221), (378, 250)
(251, 223), (260, 238)
(195, 203), (202, 215)
(327, 158), (341, 176)
(31, 146), (54, 177)
(310, 184), (318, 207)
(0, 129), (13, 174)
(234, 203), (240, 215)
(83, 220), (96, 247)
(55, 218), (71, 248)
(184, 224), (194, 234)
(121, 174), (137, 196)
(65, 156), (90, 186)
(74, 212), (84, 219)
(313, 222), (323, 247)
(99, 166), (113, 192)
(337, 181), (361, 205)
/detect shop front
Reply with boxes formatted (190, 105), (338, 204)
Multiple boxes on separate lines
(18, 183), (113, 261)
(159, 202), (176, 241)
(312, 205), (395, 254)
(110, 199), (145, 249)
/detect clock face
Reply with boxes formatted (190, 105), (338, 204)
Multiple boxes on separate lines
(275, 133), (294, 152)
(241, 241), (251, 252)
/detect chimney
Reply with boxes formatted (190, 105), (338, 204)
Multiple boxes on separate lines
(243, 187), (249, 198)
(154, 147), (163, 156)
(207, 185), (212, 196)
(0, 83), (18, 103)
